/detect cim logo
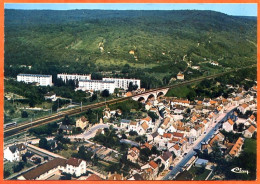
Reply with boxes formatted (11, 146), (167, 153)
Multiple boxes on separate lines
(231, 167), (249, 174)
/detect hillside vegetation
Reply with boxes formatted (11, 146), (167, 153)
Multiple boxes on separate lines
(4, 9), (257, 88)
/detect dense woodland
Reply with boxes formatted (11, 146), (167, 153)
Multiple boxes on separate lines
(4, 9), (257, 89)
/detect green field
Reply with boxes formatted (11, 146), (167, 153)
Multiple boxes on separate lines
(165, 85), (192, 98)
(189, 166), (211, 180)
(243, 138), (256, 155)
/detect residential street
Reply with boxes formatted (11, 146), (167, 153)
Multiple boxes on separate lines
(163, 105), (237, 180)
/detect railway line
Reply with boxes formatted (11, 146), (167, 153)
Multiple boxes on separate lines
(4, 65), (255, 138)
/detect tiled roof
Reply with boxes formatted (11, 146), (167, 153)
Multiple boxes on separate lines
(163, 117), (170, 126)
(209, 135), (220, 147)
(108, 173), (123, 180)
(173, 144), (180, 150)
(229, 137), (244, 157)
(203, 119), (208, 124)
(131, 147), (140, 153)
(247, 125), (256, 133)
(142, 116), (152, 122)
(151, 132), (159, 138)
(161, 151), (172, 161)
(172, 132), (184, 138)
(228, 119), (234, 125)
(67, 157), (83, 167)
(80, 116), (87, 122)
(143, 142), (153, 150)
(249, 115), (255, 121)
(197, 101), (203, 105)
(130, 121), (137, 126)
(162, 133), (172, 138)
(23, 158), (67, 180)
(149, 160), (158, 169)
(86, 174), (102, 180)
(141, 122), (149, 131)
(241, 103), (249, 109)
(210, 100), (217, 105)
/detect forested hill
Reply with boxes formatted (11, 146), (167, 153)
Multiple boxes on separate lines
(4, 9), (257, 87)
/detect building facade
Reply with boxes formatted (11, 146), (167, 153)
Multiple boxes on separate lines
(78, 80), (115, 93)
(17, 74), (52, 86)
(102, 78), (141, 90)
(57, 73), (91, 82)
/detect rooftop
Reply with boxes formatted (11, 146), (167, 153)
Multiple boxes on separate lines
(18, 73), (52, 77)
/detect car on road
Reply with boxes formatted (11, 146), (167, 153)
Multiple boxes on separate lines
(204, 131), (206, 134)
(184, 153), (187, 156)
(168, 176), (173, 180)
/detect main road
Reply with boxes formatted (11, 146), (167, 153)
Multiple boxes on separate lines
(163, 105), (237, 180)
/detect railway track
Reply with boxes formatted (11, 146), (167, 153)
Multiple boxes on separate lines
(4, 65), (255, 138)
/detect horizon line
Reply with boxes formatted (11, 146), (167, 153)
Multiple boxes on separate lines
(4, 3), (258, 16)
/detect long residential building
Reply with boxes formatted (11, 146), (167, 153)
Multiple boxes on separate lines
(17, 74), (52, 86)
(102, 78), (141, 90)
(57, 73), (91, 82)
(78, 80), (115, 93)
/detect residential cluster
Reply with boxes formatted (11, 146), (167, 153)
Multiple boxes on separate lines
(16, 73), (141, 93)
(4, 83), (257, 180)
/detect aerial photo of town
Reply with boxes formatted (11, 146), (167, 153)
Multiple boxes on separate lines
(3, 3), (257, 181)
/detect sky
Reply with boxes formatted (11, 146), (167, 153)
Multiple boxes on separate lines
(4, 3), (257, 16)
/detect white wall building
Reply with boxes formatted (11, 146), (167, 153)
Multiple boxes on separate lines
(102, 78), (141, 90)
(57, 73), (91, 82)
(64, 158), (86, 177)
(17, 74), (52, 86)
(78, 80), (115, 93)
(4, 146), (20, 162)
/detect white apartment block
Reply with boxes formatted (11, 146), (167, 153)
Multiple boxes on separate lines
(57, 73), (91, 82)
(17, 74), (52, 86)
(78, 80), (115, 93)
(102, 78), (141, 90)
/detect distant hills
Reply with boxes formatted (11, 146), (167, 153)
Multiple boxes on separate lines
(4, 9), (257, 87)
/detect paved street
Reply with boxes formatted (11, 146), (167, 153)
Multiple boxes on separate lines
(163, 105), (237, 180)
(75, 124), (110, 139)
